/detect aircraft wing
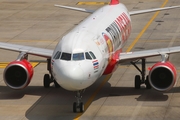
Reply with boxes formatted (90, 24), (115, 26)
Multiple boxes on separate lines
(54, 4), (180, 15)
(129, 5), (180, 15)
(119, 46), (180, 63)
(0, 42), (53, 58)
(54, 4), (94, 13)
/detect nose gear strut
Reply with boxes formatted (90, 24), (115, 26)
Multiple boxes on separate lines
(73, 90), (85, 113)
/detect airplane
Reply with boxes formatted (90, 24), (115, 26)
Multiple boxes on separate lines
(1, 0), (180, 113)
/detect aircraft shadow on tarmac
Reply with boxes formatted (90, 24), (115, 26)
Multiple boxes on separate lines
(0, 75), (180, 119)
(108, 86), (169, 101)
(0, 86), (51, 99)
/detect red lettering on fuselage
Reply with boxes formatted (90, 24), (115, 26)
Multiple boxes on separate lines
(103, 12), (131, 75)
(105, 12), (131, 51)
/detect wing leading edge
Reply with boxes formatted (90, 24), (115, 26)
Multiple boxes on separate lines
(119, 46), (180, 63)
(129, 5), (180, 16)
(0, 42), (53, 58)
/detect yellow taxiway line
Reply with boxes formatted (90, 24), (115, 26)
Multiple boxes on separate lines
(74, 0), (169, 119)
(126, 0), (169, 52)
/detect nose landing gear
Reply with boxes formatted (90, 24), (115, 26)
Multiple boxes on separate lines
(73, 90), (85, 113)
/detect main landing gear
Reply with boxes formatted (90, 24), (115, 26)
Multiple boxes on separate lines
(131, 58), (151, 89)
(43, 74), (60, 88)
(73, 90), (85, 113)
(43, 59), (60, 88)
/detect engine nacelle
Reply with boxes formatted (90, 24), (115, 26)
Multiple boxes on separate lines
(149, 61), (177, 91)
(3, 59), (34, 89)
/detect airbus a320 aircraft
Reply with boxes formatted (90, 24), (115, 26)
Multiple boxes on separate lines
(1, 0), (180, 113)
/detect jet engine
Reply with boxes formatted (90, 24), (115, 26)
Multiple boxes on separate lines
(149, 61), (176, 91)
(3, 59), (34, 89)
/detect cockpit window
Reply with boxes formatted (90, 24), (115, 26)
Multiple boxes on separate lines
(60, 52), (71, 61)
(73, 53), (84, 61)
(89, 51), (96, 59)
(85, 52), (92, 60)
(53, 51), (61, 59)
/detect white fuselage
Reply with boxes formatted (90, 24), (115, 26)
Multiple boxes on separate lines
(51, 3), (131, 91)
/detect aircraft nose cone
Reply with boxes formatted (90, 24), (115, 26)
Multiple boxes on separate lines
(68, 67), (84, 82)
(58, 64), (85, 90)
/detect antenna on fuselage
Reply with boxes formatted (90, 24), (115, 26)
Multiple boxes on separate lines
(110, 0), (119, 5)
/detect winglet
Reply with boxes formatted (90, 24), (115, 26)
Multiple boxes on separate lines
(110, 0), (119, 5)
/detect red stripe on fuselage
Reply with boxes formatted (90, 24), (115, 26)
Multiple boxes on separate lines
(103, 49), (122, 75)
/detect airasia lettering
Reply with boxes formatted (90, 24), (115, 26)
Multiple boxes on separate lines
(105, 12), (131, 50)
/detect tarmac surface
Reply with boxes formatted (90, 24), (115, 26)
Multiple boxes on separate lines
(0, 0), (180, 120)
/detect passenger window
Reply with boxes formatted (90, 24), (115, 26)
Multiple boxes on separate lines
(53, 51), (61, 59)
(73, 53), (84, 61)
(61, 52), (71, 61)
(85, 52), (92, 60)
(89, 51), (96, 59)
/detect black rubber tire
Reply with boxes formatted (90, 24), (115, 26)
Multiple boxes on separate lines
(73, 102), (77, 113)
(145, 75), (152, 89)
(135, 75), (141, 89)
(43, 74), (50, 88)
(80, 102), (84, 113)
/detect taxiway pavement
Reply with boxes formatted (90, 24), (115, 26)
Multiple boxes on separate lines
(0, 0), (180, 120)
